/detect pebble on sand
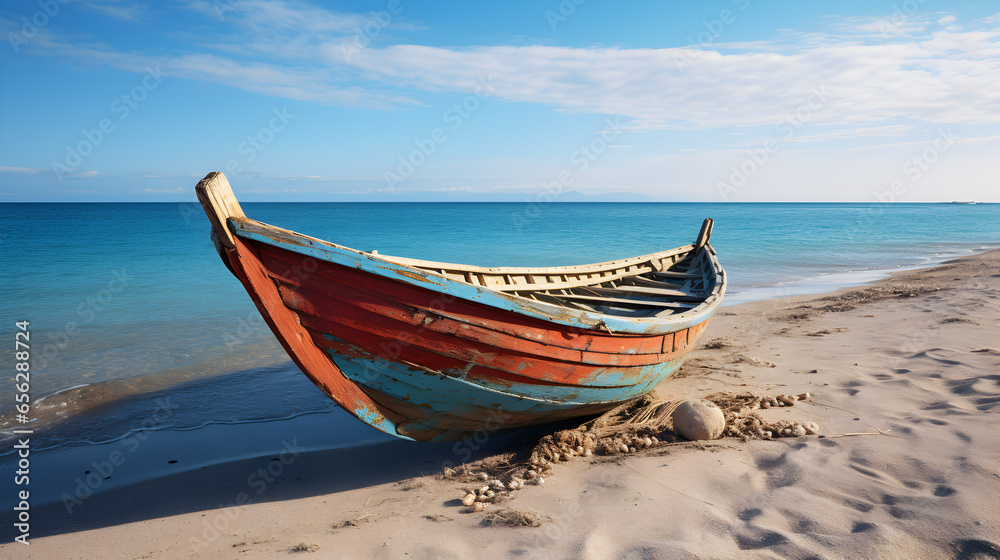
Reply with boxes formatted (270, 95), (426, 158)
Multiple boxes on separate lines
(670, 399), (726, 440)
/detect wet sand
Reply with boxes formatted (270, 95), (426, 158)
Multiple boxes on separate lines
(3, 250), (999, 559)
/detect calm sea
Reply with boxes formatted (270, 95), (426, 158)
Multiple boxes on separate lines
(2, 201), (999, 457)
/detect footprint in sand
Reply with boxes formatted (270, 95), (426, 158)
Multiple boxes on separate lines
(780, 510), (816, 533)
(952, 539), (1000, 559)
(851, 521), (876, 533)
(888, 506), (918, 519)
(753, 452), (801, 490)
(847, 462), (882, 480)
(881, 494), (900, 506)
(737, 507), (763, 522)
(948, 377), (1000, 396)
(907, 350), (964, 366)
(921, 401), (965, 414)
(734, 529), (788, 550)
(933, 485), (956, 497)
(974, 396), (1000, 411)
(844, 499), (875, 513)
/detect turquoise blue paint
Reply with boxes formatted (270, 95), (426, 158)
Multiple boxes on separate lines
(352, 405), (411, 440)
(317, 329), (690, 437)
(322, 334), (686, 407)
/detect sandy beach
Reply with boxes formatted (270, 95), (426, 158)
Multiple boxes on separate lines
(4, 249), (998, 559)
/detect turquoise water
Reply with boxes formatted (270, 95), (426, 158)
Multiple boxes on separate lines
(1, 201), (999, 456)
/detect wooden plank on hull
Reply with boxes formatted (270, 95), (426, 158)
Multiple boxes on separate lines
(651, 270), (698, 280)
(554, 293), (698, 309)
(579, 285), (706, 302)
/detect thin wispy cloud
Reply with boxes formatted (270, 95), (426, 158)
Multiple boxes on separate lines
(782, 125), (916, 143)
(0, 166), (46, 174)
(80, 1), (144, 22)
(27, 1), (1000, 132)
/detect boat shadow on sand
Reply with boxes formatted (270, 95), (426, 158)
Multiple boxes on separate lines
(8, 418), (575, 541)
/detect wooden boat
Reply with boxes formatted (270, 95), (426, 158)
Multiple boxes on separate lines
(196, 172), (726, 442)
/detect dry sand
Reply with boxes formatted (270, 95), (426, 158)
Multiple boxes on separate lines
(4, 250), (999, 559)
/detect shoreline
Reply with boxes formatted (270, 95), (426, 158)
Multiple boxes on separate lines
(6, 241), (998, 446)
(725, 243), (1000, 305)
(3, 249), (999, 557)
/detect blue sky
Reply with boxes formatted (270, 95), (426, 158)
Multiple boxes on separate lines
(1, 0), (998, 201)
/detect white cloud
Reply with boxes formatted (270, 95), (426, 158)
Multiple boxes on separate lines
(782, 125), (915, 143)
(142, 187), (185, 193)
(247, 188), (320, 193)
(81, 1), (145, 22)
(349, 30), (1000, 128)
(0, 166), (45, 174)
(34, 38), (417, 108)
(187, 0), (363, 34)
(830, 15), (927, 38)
(58, 189), (105, 195)
(26, 2), (1000, 131)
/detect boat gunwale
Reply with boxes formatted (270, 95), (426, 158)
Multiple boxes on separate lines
(226, 216), (727, 335)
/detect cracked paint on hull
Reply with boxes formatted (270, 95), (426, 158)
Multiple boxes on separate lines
(216, 220), (720, 442)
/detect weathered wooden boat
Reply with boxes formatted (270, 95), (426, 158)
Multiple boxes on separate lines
(196, 172), (726, 442)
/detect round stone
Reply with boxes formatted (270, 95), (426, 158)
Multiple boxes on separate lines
(670, 399), (726, 440)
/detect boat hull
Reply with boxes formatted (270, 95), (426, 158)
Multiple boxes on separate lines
(227, 234), (710, 442)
